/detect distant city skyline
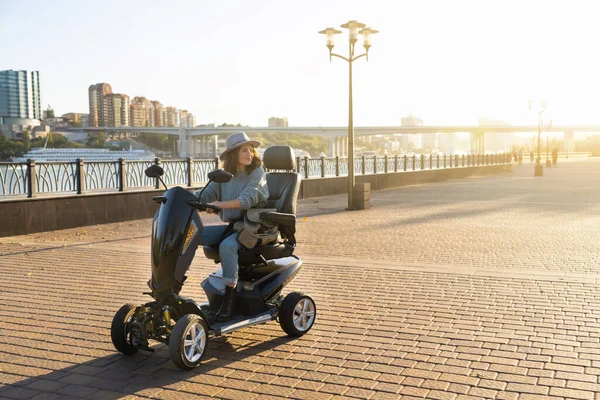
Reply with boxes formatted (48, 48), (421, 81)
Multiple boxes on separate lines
(2, 0), (600, 127)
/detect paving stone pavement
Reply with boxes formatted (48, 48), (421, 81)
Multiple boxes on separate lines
(1, 158), (600, 400)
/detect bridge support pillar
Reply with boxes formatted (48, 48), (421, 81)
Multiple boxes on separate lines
(471, 132), (484, 154)
(189, 137), (196, 157)
(332, 136), (341, 157)
(179, 128), (187, 158)
(563, 131), (575, 154)
(346, 136), (350, 157)
(329, 137), (335, 157)
(212, 135), (218, 158)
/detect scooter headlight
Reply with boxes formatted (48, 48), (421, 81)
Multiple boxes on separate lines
(181, 220), (198, 255)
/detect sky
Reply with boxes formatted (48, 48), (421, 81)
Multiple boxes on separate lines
(2, 0), (600, 127)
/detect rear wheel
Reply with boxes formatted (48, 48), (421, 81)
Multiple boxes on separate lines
(169, 314), (208, 370)
(279, 292), (316, 337)
(111, 303), (140, 355)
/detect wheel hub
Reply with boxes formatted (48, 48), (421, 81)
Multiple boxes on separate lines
(293, 299), (315, 331)
(184, 323), (206, 363)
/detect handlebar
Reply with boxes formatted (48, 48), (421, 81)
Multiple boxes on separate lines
(187, 201), (222, 213)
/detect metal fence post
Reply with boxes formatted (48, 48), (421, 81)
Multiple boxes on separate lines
(335, 156), (340, 176)
(119, 158), (126, 191)
(362, 155), (366, 174)
(321, 156), (325, 178)
(214, 157), (219, 170)
(384, 155), (388, 173)
(404, 155), (407, 171)
(436, 154), (440, 169)
(412, 155), (416, 171)
(443, 155), (447, 168)
(187, 157), (193, 187)
(304, 157), (309, 179)
(75, 158), (85, 194)
(374, 156), (378, 174)
(27, 159), (37, 198)
(394, 155), (398, 172)
(154, 157), (161, 189)
(421, 154), (425, 170)
(296, 156), (301, 173)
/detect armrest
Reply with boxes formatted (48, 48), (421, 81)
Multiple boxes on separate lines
(260, 212), (296, 228)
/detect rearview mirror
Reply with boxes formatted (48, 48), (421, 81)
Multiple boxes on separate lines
(145, 165), (164, 178)
(208, 169), (233, 183)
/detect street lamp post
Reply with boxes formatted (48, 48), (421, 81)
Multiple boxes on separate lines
(545, 120), (553, 167)
(319, 21), (378, 210)
(530, 100), (547, 177)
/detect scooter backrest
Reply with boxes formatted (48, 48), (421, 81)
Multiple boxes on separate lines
(263, 145), (301, 215)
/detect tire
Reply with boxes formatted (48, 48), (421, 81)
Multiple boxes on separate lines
(169, 314), (208, 370)
(279, 292), (316, 337)
(111, 303), (140, 355)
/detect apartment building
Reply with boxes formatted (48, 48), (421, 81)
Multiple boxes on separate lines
(103, 93), (130, 127)
(88, 83), (112, 127)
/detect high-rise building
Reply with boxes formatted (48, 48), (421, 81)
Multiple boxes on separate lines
(268, 117), (288, 127)
(179, 110), (189, 127)
(152, 101), (165, 127)
(88, 83), (112, 127)
(177, 110), (196, 128)
(103, 93), (129, 127)
(130, 102), (145, 127)
(145, 105), (155, 127)
(0, 70), (42, 126)
(166, 107), (179, 127)
(130, 96), (155, 127)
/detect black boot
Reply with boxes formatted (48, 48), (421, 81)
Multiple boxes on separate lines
(216, 286), (236, 322)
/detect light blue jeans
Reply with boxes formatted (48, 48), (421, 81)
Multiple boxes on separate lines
(199, 224), (242, 286)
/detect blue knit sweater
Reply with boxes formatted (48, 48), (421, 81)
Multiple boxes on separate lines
(195, 167), (269, 222)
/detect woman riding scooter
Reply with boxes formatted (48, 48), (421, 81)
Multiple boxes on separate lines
(194, 132), (268, 322)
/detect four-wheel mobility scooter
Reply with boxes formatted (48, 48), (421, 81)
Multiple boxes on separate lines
(110, 146), (316, 370)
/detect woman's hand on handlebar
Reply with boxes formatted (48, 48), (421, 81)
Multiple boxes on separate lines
(206, 201), (222, 214)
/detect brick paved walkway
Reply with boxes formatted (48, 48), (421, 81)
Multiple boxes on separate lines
(1, 158), (600, 399)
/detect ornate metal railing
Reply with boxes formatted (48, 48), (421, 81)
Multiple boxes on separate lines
(0, 162), (28, 196)
(0, 153), (511, 198)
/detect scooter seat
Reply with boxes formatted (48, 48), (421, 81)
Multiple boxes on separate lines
(202, 243), (294, 266)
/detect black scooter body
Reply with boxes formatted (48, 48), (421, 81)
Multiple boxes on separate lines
(150, 186), (204, 294)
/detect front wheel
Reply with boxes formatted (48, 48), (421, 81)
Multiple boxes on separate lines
(111, 303), (140, 355)
(169, 314), (208, 370)
(279, 292), (316, 337)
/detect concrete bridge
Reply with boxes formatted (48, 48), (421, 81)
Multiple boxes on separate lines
(70, 125), (592, 158)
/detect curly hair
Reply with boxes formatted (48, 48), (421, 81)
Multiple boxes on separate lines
(223, 146), (262, 175)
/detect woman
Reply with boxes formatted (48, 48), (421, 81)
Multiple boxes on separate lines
(195, 132), (268, 321)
